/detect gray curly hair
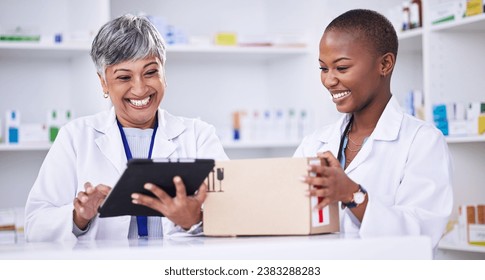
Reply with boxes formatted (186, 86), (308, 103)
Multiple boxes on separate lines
(90, 14), (166, 78)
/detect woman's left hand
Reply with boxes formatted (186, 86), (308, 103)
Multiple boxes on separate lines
(131, 176), (206, 230)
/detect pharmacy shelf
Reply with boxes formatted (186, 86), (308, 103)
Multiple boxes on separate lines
(167, 45), (310, 61)
(445, 135), (485, 144)
(0, 142), (51, 151)
(223, 141), (300, 149)
(397, 28), (423, 53)
(0, 141), (300, 151)
(438, 239), (485, 253)
(430, 13), (485, 32)
(0, 42), (310, 60)
(0, 41), (90, 58)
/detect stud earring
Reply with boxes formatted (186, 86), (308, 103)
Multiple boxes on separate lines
(103, 92), (109, 98)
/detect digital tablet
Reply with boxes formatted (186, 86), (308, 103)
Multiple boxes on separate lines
(98, 158), (215, 218)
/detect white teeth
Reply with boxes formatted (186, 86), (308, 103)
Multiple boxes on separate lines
(332, 91), (351, 99)
(129, 95), (151, 107)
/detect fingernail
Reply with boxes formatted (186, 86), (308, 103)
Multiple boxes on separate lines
(131, 194), (139, 199)
(144, 183), (152, 190)
(174, 176), (181, 183)
(132, 199), (138, 204)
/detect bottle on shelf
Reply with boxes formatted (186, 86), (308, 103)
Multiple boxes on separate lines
(48, 110), (60, 143)
(64, 109), (72, 125)
(286, 108), (299, 142)
(401, 1), (411, 31)
(410, 0), (422, 29)
(5, 110), (20, 144)
(232, 111), (240, 141)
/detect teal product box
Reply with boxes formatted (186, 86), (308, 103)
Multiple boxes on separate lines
(433, 104), (448, 121)
(435, 120), (449, 136)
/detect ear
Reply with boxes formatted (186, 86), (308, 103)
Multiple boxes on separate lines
(97, 73), (108, 93)
(379, 52), (395, 77)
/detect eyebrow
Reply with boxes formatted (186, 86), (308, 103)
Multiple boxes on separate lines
(113, 61), (159, 74)
(318, 57), (351, 64)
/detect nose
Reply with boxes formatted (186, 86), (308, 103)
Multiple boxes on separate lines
(322, 70), (338, 88)
(131, 77), (147, 97)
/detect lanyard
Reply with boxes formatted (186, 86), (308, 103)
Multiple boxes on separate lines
(116, 114), (159, 237)
(116, 115), (159, 161)
(337, 115), (353, 167)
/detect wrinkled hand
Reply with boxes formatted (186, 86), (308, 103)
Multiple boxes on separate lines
(301, 151), (359, 209)
(131, 176), (206, 230)
(73, 182), (112, 230)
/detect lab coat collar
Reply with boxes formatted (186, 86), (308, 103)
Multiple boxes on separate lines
(316, 114), (351, 157)
(370, 95), (403, 142)
(316, 96), (403, 172)
(91, 107), (186, 175)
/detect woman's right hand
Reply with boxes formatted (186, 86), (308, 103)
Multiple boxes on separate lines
(73, 182), (111, 230)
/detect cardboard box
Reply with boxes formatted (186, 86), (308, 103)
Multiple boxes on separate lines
(203, 157), (340, 236)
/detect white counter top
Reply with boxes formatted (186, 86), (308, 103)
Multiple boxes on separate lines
(1, 233), (432, 260)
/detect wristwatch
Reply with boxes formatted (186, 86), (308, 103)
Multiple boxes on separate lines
(342, 185), (367, 209)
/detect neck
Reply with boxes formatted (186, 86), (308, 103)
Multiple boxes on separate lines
(117, 113), (158, 129)
(351, 94), (391, 133)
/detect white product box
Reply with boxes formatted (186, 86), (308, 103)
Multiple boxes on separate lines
(19, 123), (48, 143)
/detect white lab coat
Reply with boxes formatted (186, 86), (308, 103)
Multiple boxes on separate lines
(25, 108), (228, 242)
(294, 96), (453, 248)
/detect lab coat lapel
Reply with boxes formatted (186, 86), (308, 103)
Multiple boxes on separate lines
(94, 108), (127, 175)
(344, 135), (374, 174)
(151, 110), (185, 158)
(344, 96), (403, 174)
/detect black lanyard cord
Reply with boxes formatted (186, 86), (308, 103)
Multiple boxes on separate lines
(337, 115), (353, 163)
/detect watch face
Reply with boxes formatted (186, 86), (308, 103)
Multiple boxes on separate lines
(354, 192), (366, 204)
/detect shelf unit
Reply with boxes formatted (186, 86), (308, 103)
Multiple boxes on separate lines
(0, 143), (51, 152)
(397, 27), (423, 53)
(424, 1), (485, 257)
(0, 141), (300, 151)
(0, 41), (310, 59)
(4, 135), (485, 152)
(439, 239), (485, 254)
(430, 13), (485, 32)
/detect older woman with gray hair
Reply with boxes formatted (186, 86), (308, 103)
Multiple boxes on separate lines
(25, 14), (228, 242)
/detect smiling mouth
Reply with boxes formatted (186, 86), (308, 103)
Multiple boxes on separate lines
(331, 91), (351, 99)
(128, 95), (152, 107)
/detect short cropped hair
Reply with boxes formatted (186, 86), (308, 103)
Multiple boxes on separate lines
(325, 9), (398, 58)
(90, 14), (166, 78)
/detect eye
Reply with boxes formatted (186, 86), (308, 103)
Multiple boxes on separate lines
(145, 69), (158, 76)
(116, 75), (131, 81)
(319, 66), (328, 73)
(336, 66), (349, 72)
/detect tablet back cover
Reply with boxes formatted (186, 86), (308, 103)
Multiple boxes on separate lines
(98, 159), (214, 217)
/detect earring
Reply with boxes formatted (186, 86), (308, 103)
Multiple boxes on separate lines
(103, 92), (109, 98)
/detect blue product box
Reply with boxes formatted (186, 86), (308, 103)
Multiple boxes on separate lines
(434, 120), (449, 136)
(433, 104), (448, 122)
